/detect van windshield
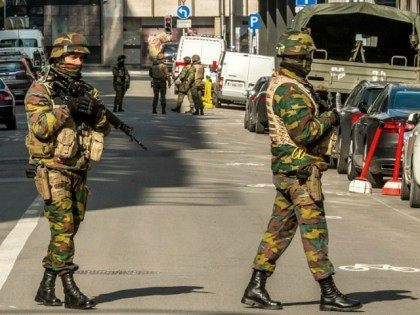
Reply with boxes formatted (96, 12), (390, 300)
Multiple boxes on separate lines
(0, 38), (38, 48)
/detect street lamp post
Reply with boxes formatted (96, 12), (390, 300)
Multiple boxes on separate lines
(229, 0), (234, 50)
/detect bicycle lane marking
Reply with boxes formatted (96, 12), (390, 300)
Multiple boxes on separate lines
(368, 194), (420, 224)
(0, 196), (43, 291)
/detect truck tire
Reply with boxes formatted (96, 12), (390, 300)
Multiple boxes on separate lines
(400, 170), (410, 200)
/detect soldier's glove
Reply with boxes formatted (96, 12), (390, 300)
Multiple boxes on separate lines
(329, 109), (340, 127)
(77, 95), (97, 116)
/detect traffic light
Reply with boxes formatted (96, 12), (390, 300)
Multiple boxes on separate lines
(164, 15), (172, 34)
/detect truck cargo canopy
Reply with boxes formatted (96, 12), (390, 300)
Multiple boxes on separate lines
(292, 3), (420, 66)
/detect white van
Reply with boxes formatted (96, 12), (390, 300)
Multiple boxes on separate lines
(214, 52), (275, 107)
(173, 35), (225, 84)
(0, 29), (46, 63)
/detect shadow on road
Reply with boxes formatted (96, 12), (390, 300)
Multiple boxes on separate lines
(281, 289), (417, 308)
(94, 285), (211, 304)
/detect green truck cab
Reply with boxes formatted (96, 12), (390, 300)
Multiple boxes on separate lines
(292, 2), (420, 104)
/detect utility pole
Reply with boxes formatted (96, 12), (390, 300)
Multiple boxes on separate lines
(229, 0), (234, 50)
(220, 0), (226, 39)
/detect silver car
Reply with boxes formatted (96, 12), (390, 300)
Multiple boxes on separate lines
(401, 112), (420, 207)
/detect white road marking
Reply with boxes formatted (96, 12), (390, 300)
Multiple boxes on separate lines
(227, 163), (264, 166)
(0, 197), (43, 291)
(246, 184), (274, 188)
(326, 216), (342, 219)
(339, 264), (420, 273)
(195, 132), (218, 135)
(368, 194), (420, 224)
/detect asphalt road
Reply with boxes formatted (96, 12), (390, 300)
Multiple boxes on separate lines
(0, 72), (419, 314)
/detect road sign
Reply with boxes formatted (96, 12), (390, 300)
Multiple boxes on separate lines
(176, 19), (191, 29)
(296, 0), (317, 6)
(248, 13), (261, 30)
(176, 5), (191, 20)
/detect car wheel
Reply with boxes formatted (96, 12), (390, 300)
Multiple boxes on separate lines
(400, 169), (410, 200)
(336, 134), (348, 174)
(244, 109), (249, 129)
(255, 110), (265, 134)
(6, 118), (17, 130)
(409, 176), (420, 208)
(347, 139), (359, 180)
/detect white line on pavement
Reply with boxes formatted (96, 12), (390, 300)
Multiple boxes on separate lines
(0, 197), (43, 291)
(368, 194), (420, 224)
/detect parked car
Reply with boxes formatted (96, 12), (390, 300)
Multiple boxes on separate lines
(334, 80), (386, 174)
(244, 76), (270, 134)
(348, 83), (420, 187)
(0, 50), (36, 99)
(0, 78), (16, 129)
(401, 112), (420, 207)
(162, 42), (178, 71)
(214, 51), (274, 107)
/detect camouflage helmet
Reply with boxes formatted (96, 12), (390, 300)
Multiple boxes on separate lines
(191, 54), (200, 62)
(276, 29), (315, 57)
(183, 56), (191, 64)
(50, 33), (90, 59)
(156, 53), (164, 60)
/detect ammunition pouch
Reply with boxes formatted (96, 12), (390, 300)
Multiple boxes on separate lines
(306, 166), (323, 202)
(178, 83), (190, 94)
(34, 166), (51, 202)
(81, 130), (104, 162)
(311, 128), (338, 157)
(48, 170), (71, 203)
(25, 133), (54, 159)
(55, 127), (77, 159)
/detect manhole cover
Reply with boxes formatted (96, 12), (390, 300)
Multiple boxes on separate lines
(75, 270), (158, 276)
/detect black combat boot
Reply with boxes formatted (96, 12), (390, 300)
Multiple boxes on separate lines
(34, 269), (62, 306)
(152, 106), (157, 114)
(199, 109), (204, 115)
(319, 276), (362, 312)
(118, 108), (124, 112)
(113, 107), (117, 113)
(162, 108), (166, 114)
(241, 269), (282, 310)
(61, 272), (96, 309)
(171, 106), (180, 113)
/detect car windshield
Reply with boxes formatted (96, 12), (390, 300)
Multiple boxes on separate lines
(0, 38), (38, 48)
(0, 62), (23, 73)
(0, 80), (5, 89)
(389, 88), (420, 111)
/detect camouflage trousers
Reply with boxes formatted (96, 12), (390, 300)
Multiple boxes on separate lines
(114, 85), (127, 111)
(152, 80), (167, 111)
(191, 86), (203, 112)
(40, 169), (88, 273)
(177, 90), (194, 110)
(252, 174), (335, 281)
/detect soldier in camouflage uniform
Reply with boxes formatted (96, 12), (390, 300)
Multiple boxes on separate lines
(241, 30), (362, 312)
(171, 56), (194, 113)
(112, 54), (130, 112)
(149, 52), (171, 114)
(25, 33), (110, 310)
(190, 54), (205, 115)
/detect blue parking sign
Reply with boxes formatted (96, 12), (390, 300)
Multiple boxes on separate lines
(296, 0), (317, 6)
(248, 13), (261, 30)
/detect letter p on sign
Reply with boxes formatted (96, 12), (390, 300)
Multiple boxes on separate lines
(248, 13), (261, 30)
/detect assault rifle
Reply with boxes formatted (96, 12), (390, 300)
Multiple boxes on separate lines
(48, 67), (147, 150)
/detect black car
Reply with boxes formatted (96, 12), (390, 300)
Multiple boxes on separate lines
(334, 81), (385, 174)
(244, 76), (270, 133)
(0, 78), (16, 129)
(348, 83), (420, 187)
(162, 42), (178, 72)
(0, 51), (36, 100)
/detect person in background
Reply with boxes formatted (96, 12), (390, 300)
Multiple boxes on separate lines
(112, 54), (130, 112)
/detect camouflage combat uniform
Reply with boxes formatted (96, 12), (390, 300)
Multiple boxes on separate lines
(112, 55), (130, 112)
(149, 53), (171, 114)
(175, 60), (194, 112)
(25, 35), (110, 274)
(190, 55), (205, 115)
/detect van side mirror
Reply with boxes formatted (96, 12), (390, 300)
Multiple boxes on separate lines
(357, 101), (368, 114)
(407, 112), (419, 125)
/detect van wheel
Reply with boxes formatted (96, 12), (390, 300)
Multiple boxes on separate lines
(409, 178), (420, 208)
(363, 142), (384, 188)
(255, 111), (265, 134)
(400, 170), (410, 200)
(244, 110), (249, 129)
(6, 118), (17, 130)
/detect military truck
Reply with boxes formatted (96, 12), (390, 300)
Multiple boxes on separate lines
(291, 2), (420, 104)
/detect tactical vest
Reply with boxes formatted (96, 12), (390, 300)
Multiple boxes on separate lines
(25, 81), (104, 168)
(114, 66), (128, 85)
(266, 73), (318, 149)
(193, 64), (204, 86)
(151, 64), (166, 80)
